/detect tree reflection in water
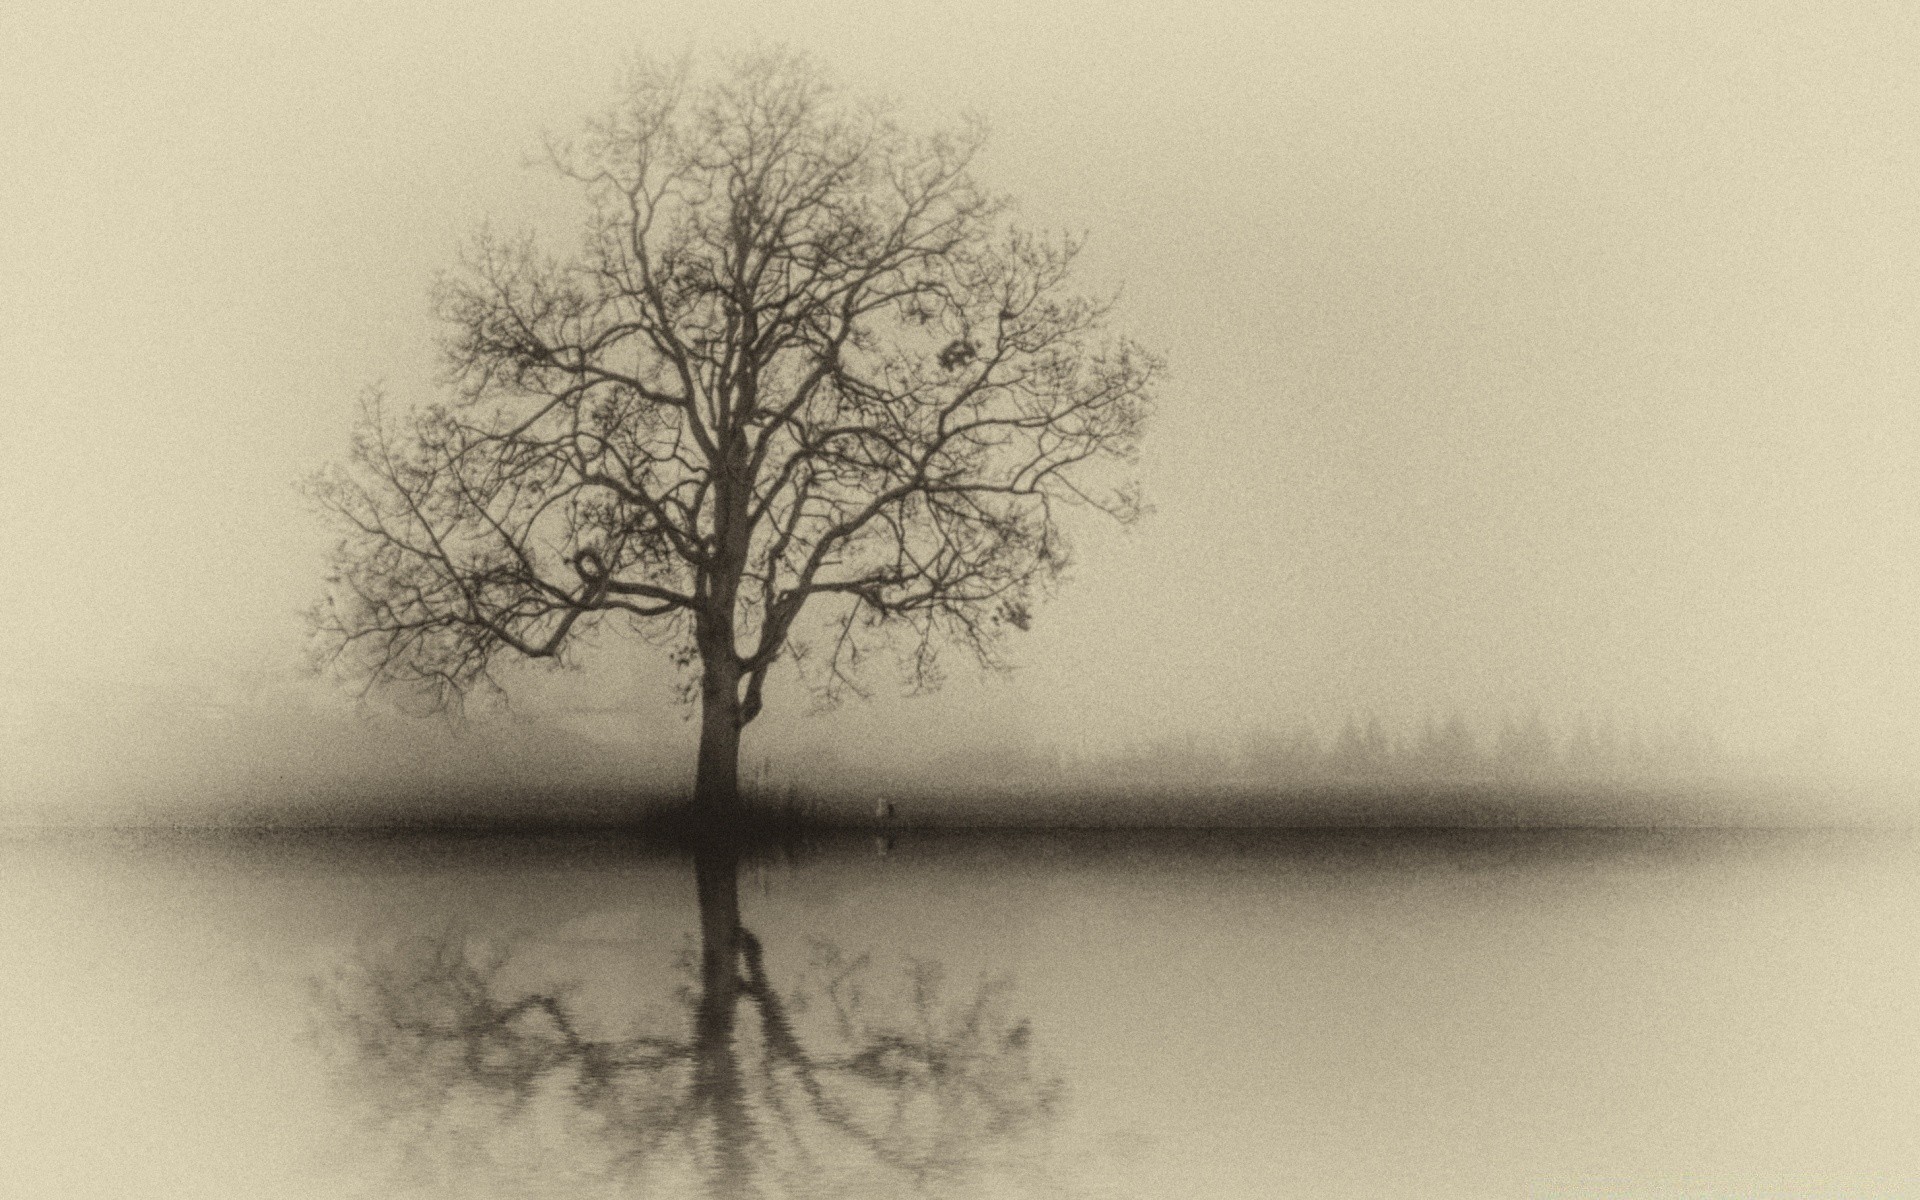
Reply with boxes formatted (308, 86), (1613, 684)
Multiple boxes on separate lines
(309, 843), (1063, 1198)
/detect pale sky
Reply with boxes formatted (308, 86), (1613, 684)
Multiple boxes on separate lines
(6, 0), (1920, 804)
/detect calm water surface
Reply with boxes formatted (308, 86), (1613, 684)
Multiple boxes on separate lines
(4, 827), (1919, 1198)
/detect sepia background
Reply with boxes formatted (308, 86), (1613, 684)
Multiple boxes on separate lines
(9, 7), (1920, 1199)
(6, 0), (1919, 817)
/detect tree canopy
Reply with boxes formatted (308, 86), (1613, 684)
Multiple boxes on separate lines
(309, 50), (1158, 813)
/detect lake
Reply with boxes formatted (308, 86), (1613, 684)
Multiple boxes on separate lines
(3, 826), (1918, 1197)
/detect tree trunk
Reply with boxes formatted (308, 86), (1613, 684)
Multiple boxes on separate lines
(694, 653), (743, 823)
(697, 462), (750, 827)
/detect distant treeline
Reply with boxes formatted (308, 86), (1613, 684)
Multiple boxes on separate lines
(781, 710), (1736, 798)
(1178, 712), (1724, 788)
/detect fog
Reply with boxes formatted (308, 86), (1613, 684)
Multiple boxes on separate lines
(6, 1), (1920, 821)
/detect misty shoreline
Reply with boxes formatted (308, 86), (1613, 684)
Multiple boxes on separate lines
(4, 778), (1914, 837)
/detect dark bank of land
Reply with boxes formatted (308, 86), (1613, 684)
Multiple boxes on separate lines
(30, 774), (1905, 837)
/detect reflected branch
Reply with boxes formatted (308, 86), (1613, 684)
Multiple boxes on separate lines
(309, 847), (1060, 1198)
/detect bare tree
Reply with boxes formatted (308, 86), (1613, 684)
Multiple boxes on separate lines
(309, 50), (1158, 819)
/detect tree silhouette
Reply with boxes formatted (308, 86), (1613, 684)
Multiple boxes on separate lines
(1414, 713), (1480, 779)
(1494, 710), (1556, 778)
(1331, 715), (1390, 779)
(307, 50), (1158, 819)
